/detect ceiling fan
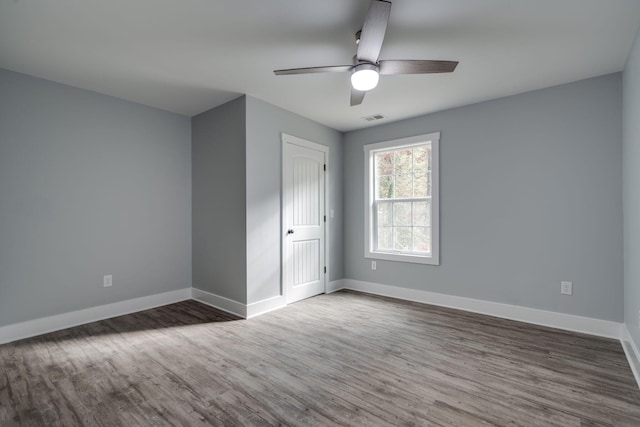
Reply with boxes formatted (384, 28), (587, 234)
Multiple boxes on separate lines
(274, 0), (459, 106)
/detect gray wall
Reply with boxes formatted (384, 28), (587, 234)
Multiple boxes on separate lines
(1, 64), (625, 326)
(343, 73), (623, 322)
(624, 29), (640, 345)
(245, 96), (343, 304)
(192, 96), (247, 303)
(0, 68), (192, 326)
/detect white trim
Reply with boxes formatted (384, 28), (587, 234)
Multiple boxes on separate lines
(326, 279), (346, 294)
(191, 289), (288, 320)
(363, 132), (441, 152)
(191, 287), (247, 318)
(363, 132), (440, 265)
(281, 133), (330, 301)
(340, 279), (622, 339)
(0, 287), (302, 345)
(283, 133), (329, 154)
(0, 288), (191, 345)
(246, 295), (287, 319)
(622, 325), (640, 390)
(3, 282), (636, 391)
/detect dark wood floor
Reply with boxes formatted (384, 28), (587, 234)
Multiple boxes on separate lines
(1, 290), (639, 426)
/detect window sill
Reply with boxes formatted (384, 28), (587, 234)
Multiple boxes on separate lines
(365, 251), (439, 265)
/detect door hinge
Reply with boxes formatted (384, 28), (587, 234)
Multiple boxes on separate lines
(324, 164), (326, 171)
(324, 266), (327, 274)
(324, 215), (326, 223)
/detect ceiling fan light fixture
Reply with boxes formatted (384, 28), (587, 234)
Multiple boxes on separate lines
(351, 63), (379, 91)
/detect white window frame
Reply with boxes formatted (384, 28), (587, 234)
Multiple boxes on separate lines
(364, 132), (440, 265)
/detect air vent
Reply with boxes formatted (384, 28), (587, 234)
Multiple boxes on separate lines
(362, 114), (385, 122)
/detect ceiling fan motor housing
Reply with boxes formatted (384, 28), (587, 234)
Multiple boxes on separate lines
(352, 62), (378, 73)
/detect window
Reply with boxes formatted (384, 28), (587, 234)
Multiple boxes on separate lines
(364, 132), (439, 265)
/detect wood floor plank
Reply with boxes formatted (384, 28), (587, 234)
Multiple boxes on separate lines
(1, 291), (639, 426)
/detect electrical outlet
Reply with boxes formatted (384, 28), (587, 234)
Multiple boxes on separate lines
(371, 261), (377, 271)
(638, 310), (640, 329)
(560, 281), (572, 295)
(103, 275), (112, 287)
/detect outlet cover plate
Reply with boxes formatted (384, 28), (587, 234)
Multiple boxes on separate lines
(104, 275), (113, 287)
(561, 281), (572, 295)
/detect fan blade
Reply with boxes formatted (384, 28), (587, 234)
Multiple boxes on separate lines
(378, 60), (459, 75)
(356, 0), (391, 63)
(274, 65), (352, 75)
(350, 88), (366, 106)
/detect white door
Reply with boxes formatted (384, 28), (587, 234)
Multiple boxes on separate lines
(283, 136), (326, 304)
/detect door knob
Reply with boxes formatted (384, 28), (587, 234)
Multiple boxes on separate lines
(287, 229), (295, 235)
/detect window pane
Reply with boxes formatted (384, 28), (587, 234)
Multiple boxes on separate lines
(414, 172), (431, 197)
(376, 202), (392, 227)
(394, 227), (412, 251)
(394, 149), (413, 175)
(366, 135), (439, 263)
(375, 151), (394, 175)
(393, 202), (411, 226)
(412, 201), (431, 226)
(413, 145), (430, 173)
(376, 176), (394, 199)
(395, 174), (412, 198)
(377, 227), (393, 250)
(413, 227), (431, 253)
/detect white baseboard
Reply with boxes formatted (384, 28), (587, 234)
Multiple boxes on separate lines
(243, 279), (349, 317)
(3, 279), (634, 391)
(622, 325), (640, 390)
(191, 288), (288, 319)
(340, 279), (622, 340)
(247, 295), (287, 318)
(243, 280), (345, 317)
(191, 287), (246, 318)
(199, 280), (347, 319)
(0, 288), (191, 345)
(0, 286), (300, 345)
(326, 279), (346, 294)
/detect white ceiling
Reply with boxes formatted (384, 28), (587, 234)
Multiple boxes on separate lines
(1, 0), (639, 132)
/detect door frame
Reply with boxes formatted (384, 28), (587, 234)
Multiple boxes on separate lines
(281, 133), (330, 303)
